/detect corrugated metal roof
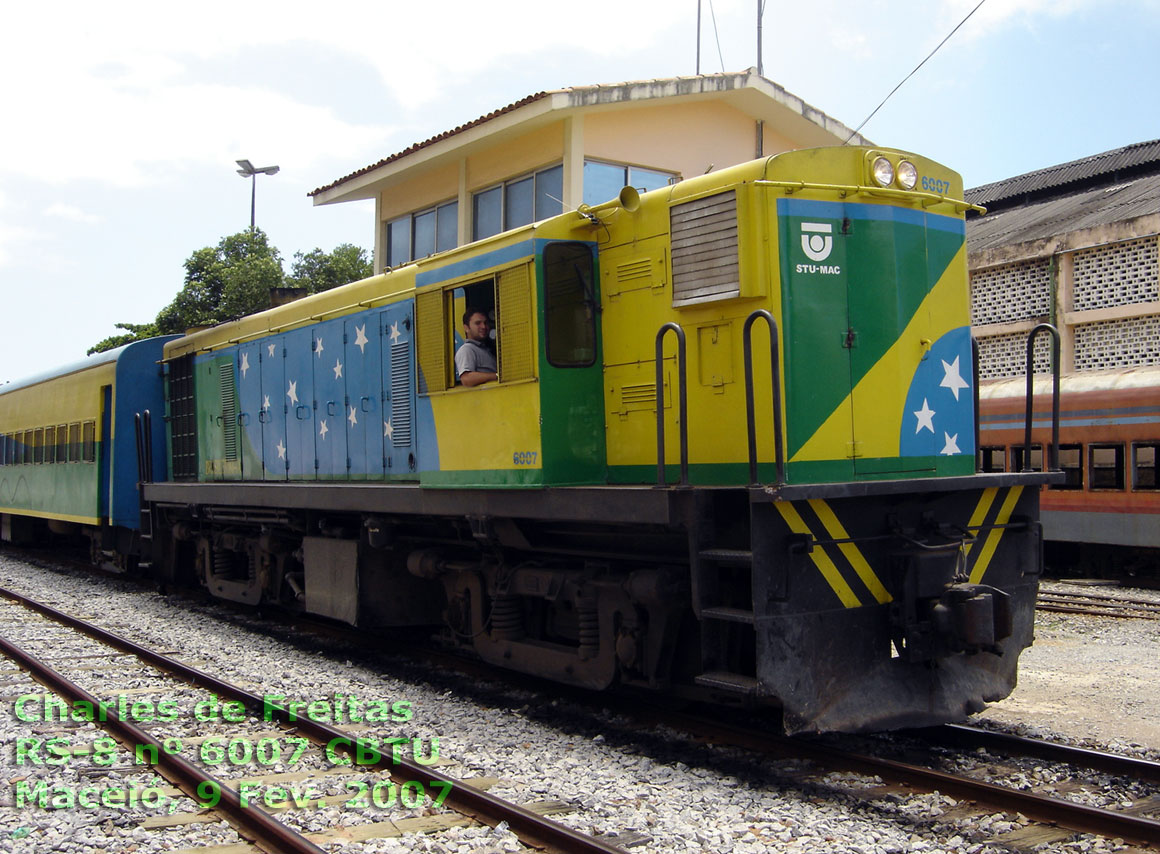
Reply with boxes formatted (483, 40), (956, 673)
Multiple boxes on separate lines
(966, 171), (1160, 252)
(966, 139), (1160, 208)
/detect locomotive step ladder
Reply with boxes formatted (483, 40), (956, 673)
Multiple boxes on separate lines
(689, 501), (782, 697)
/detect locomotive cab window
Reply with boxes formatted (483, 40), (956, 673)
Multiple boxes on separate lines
(543, 242), (596, 367)
(1134, 443), (1159, 490)
(1090, 444), (1125, 490)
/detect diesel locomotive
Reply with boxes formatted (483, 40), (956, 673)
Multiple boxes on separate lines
(0, 146), (1057, 733)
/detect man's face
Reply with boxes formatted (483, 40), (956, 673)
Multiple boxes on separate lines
(465, 312), (491, 343)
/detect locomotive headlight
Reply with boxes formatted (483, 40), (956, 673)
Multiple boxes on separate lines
(897, 160), (918, 190)
(871, 156), (894, 187)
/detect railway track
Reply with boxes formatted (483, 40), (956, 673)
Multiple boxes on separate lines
(0, 584), (631, 854)
(1036, 584), (1160, 620)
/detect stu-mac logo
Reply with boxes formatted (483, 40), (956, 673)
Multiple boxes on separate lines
(796, 222), (840, 275)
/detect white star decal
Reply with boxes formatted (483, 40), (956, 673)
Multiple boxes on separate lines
(383, 419), (393, 441)
(287, 380), (298, 406)
(354, 324), (369, 354)
(348, 406), (357, 427)
(262, 394), (270, 412)
(389, 321), (401, 345)
(276, 438), (286, 460)
(333, 358), (343, 380)
(941, 432), (961, 456)
(319, 420), (329, 440)
(240, 352), (250, 378)
(940, 355), (970, 401)
(913, 398), (936, 434)
(267, 342), (276, 357)
(315, 337), (324, 358)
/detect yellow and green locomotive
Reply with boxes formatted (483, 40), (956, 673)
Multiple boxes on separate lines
(6, 146), (1054, 732)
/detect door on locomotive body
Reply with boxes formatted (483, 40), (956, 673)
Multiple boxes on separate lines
(284, 327), (317, 480)
(381, 302), (418, 479)
(778, 197), (970, 481)
(236, 341), (265, 479)
(258, 335), (288, 480)
(536, 240), (605, 485)
(312, 317), (348, 480)
(344, 312), (384, 480)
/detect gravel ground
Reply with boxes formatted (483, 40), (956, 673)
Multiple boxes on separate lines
(0, 556), (1155, 854)
(976, 580), (1160, 757)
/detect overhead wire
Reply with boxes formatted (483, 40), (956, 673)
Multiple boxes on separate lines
(844, 0), (987, 143)
(708, 0), (726, 73)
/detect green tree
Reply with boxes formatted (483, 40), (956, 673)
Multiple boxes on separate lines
(157, 229), (285, 334)
(88, 231), (372, 354)
(87, 322), (160, 355)
(287, 243), (372, 294)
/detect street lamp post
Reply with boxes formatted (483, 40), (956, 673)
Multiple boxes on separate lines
(235, 159), (280, 230)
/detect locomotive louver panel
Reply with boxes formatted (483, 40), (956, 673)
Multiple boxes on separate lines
(416, 290), (446, 393)
(169, 355), (198, 480)
(498, 264), (534, 382)
(389, 341), (412, 447)
(219, 363), (239, 462)
(670, 191), (740, 304)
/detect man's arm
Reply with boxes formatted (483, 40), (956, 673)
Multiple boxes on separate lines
(459, 370), (497, 387)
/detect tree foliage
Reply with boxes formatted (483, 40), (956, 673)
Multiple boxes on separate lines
(288, 244), (372, 294)
(89, 232), (371, 354)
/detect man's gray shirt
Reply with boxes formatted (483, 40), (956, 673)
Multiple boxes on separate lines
(455, 339), (497, 379)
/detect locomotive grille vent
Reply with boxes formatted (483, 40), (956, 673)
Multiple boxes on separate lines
(616, 258), (652, 284)
(389, 340), (412, 447)
(970, 258), (1051, 326)
(670, 190), (740, 305)
(1073, 313), (1160, 371)
(1072, 236), (1159, 312)
(219, 363), (239, 461)
(169, 355), (198, 480)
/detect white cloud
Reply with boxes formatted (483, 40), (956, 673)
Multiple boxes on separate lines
(44, 203), (103, 224)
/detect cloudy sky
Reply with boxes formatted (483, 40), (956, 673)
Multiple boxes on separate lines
(1, 0), (1157, 379)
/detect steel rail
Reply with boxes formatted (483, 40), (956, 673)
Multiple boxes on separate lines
(0, 629), (326, 854)
(642, 708), (1160, 847)
(917, 723), (1160, 784)
(0, 584), (627, 854)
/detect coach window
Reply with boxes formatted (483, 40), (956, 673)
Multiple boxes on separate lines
(22, 431), (34, 464)
(1055, 444), (1083, 489)
(56, 424), (68, 463)
(82, 421), (96, 463)
(1134, 444), (1159, 490)
(43, 427), (55, 464)
(980, 446), (1006, 473)
(1089, 444), (1125, 490)
(1010, 444), (1042, 472)
(68, 423), (82, 462)
(543, 243), (596, 367)
(33, 428), (44, 464)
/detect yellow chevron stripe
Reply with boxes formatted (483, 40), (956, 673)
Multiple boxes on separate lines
(807, 499), (892, 604)
(969, 486), (1024, 584)
(963, 487), (999, 558)
(775, 502), (862, 608)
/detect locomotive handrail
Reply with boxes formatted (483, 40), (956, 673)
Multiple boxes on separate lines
(655, 322), (688, 486)
(1022, 323), (1062, 473)
(742, 310), (786, 487)
(753, 179), (986, 214)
